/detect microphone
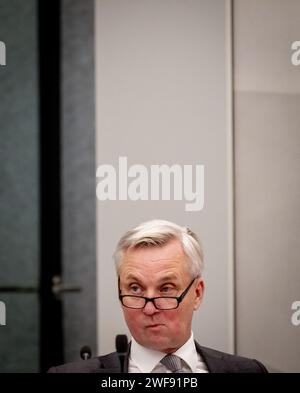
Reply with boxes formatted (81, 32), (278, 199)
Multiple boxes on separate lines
(80, 345), (92, 360)
(115, 334), (128, 373)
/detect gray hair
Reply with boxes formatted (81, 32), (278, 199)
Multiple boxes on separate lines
(113, 219), (204, 278)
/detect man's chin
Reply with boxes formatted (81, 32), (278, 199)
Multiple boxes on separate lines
(141, 338), (177, 353)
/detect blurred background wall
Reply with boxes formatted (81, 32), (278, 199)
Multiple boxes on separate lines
(233, 0), (300, 373)
(95, 0), (234, 358)
(0, 0), (96, 372)
(0, 0), (40, 373)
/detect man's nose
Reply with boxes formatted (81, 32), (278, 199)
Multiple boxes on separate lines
(142, 299), (159, 315)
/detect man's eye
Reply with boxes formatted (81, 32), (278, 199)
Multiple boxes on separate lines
(161, 286), (173, 294)
(130, 285), (141, 294)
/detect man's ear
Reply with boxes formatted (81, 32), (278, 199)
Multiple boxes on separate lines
(193, 278), (205, 310)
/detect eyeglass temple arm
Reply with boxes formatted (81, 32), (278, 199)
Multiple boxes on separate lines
(118, 277), (122, 295)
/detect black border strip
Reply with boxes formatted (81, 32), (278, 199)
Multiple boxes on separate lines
(38, 0), (63, 372)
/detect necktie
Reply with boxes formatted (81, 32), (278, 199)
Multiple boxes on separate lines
(160, 355), (184, 373)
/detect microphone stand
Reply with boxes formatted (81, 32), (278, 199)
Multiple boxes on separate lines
(115, 334), (128, 373)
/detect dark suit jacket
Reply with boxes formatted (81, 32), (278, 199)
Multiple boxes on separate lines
(48, 341), (268, 373)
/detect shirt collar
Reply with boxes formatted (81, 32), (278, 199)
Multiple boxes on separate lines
(173, 332), (198, 372)
(130, 332), (198, 373)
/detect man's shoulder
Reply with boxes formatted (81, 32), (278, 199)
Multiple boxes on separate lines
(47, 352), (118, 373)
(48, 344), (268, 373)
(196, 343), (268, 373)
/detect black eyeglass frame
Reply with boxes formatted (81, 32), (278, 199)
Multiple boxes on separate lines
(118, 276), (199, 310)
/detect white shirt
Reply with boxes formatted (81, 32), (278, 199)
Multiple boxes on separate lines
(128, 332), (209, 373)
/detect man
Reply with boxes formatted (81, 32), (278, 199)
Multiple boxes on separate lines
(49, 219), (267, 373)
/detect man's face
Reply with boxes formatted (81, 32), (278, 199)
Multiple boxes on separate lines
(118, 238), (204, 353)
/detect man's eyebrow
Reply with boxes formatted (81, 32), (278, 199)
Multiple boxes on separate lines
(122, 274), (180, 284)
(122, 274), (142, 283)
(157, 275), (180, 284)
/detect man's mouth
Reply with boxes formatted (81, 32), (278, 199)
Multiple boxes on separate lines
(145, 323), (164, 328)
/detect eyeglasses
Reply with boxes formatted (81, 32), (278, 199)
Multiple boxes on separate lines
(118, 277), (198, 310)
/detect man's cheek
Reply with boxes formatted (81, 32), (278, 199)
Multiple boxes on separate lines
(164, 312), (181, 329)
(124, 309), (139, 327)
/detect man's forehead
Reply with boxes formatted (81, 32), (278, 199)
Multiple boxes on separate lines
(122, 253), (185, 264)
(120, 247), (189, 279)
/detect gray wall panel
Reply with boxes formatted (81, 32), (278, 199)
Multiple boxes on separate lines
(0, 0), (39, 288)
(234, 0), (300, 372)
(61, 0), (97, 362)
(0, 0), (39, 373)
(96, 0), (233, 355)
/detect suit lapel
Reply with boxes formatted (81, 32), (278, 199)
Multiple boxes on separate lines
(98, 342), (131, 372)
(195, 341), (228, 373)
